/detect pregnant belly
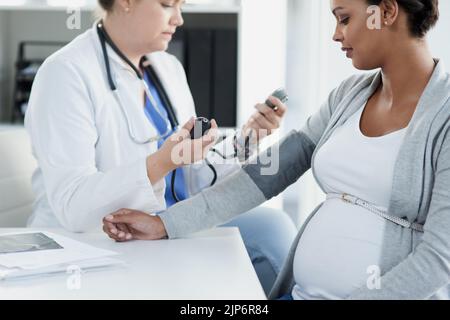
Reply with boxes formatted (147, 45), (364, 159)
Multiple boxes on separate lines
(292, 199), (388, 300)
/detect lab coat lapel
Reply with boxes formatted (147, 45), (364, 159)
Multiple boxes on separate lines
(92, 22), (159, 144)
(146, 54), (193, 127)
(92, 22), (132, 73)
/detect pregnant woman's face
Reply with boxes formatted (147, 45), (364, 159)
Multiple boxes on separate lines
(330, 0), (397, 70)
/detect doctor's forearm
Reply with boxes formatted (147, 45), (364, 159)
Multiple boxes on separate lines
(146, 150), (176, 185)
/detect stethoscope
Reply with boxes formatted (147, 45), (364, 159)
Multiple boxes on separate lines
(96, 21), (179, 144)
(97, 21), (199, 203)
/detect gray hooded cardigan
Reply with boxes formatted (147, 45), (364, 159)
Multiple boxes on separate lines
(160, 59), (450, 300)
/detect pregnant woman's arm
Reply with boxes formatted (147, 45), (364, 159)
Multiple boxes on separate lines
(159, 74), (364, 238)
(103, 74), (367, 240)
(159, 130), (316, 238)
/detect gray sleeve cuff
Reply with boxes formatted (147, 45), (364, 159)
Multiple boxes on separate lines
(243, 130), (316, 200)
(159, 169), (266, 239)
(160, 130), (316, 239)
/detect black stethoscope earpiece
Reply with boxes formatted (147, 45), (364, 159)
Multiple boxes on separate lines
(97, 22), (143, 88)
(97, 23), (117, 91)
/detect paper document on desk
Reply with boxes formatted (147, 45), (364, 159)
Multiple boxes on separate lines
(0, 231), (119, 270)
(0, 232), (63, 254)
(0, 257), (125, 280)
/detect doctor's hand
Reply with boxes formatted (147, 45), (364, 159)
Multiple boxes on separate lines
(146, 117), (218, 185)
(161, 117), (218, 167)
(242, 96), (287, 143)
(102, 209), (167, 241)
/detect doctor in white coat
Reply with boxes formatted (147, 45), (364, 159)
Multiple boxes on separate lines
(25, 0), (297, 294)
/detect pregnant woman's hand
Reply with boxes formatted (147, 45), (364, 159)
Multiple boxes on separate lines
(103, 209), (167, 241)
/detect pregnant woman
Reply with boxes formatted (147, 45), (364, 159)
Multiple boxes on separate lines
(103, 0), (450, 299)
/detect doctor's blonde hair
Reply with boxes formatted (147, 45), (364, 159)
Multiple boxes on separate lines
(97, 0), (142, 14)
(96, 0), (139, 19)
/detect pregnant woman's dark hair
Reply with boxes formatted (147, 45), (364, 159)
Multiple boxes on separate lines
(367, 0), (439, 37)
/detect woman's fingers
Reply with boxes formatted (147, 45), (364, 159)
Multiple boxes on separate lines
(103, 212), (133, 241)
(202, 119), (218, 147)
(178, 117), (195, 140)
(102, 210), (167, 241)
(252, 112), (276, 132)
(254, 104), (279, 126)
(210, 118), (218, 129)
(181, 117), (195, 132)
(244, 96), (288, 140)
(266, 96), (287, 117)
(102, 223), (123, 242)
(168, 117), (195, 145)
(112, 209), (133, 239)
(115, 223), (133, 240)
(164, 118), (219, 165)
(103, 219), (117, 235)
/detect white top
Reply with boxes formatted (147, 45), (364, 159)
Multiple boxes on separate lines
(292, 105), (407, 300)
(0, 227), (266, 300)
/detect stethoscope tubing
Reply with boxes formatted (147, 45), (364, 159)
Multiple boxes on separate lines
(97, 21), (176, 144)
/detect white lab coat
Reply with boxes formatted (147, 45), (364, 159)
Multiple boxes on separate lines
(25, 24), (242, 232)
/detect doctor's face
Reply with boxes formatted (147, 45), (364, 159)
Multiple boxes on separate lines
(330, 0), (389, 70)
(128, 0), (184, 53)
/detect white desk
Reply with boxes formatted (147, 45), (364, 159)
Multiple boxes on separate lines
(0, 227), (266, 300)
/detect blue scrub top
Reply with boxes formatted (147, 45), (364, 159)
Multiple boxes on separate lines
(143, 71), (187, 207)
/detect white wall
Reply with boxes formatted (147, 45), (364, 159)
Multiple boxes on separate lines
(237, 0), (287, 126)
(238, 0), (288, 211)
(284, 0), (361, 225)
(428, 0), (450, 64)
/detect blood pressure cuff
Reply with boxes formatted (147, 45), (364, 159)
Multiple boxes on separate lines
(159, 130), (316, 238)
